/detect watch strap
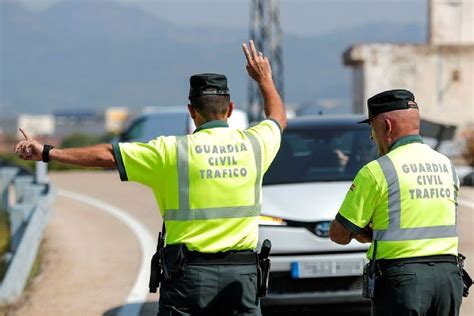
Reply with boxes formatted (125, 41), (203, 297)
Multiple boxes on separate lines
(42, 144), (55, 163)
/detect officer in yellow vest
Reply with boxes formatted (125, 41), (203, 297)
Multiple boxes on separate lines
(14, 40), (286, 316)
(329, 89), (464, 316)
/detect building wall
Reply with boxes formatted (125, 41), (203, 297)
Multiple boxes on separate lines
(429, 0), (474, 45)
(344, 44), (474, 130)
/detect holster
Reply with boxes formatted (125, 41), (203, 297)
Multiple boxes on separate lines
(148, 250), (161, 293)
(362, 241), (378, 299)
(362, 261), (377, 299)
(458, 253), (473, 297)
(257, 239), (272, 298)
(149, 243), (188, 293)
(163, 244), (188, 277)
(149, 229), (164, 294)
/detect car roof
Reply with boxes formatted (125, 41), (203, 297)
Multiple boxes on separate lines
(142, 106), (188, 115)
(286, 114), (368, 129)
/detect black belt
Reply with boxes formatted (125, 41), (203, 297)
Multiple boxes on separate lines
(187, 250), (257, 265)
(377, 254), (457, 270)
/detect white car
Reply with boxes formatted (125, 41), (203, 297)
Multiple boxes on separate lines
(259, 115), (377, 307)
(119, 106), (248, 142)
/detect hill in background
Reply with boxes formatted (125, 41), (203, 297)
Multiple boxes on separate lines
(1, 0), (425, 116)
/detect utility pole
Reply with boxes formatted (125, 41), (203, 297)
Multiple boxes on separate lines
(248, 0), (284, 122)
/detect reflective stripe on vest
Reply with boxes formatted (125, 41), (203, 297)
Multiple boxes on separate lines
(372, 155), (458, 241)
(164, 132), (262, 221)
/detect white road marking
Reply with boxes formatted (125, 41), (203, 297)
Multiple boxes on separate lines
(58, 189), (156, 316)
(54, 191), (473, 316)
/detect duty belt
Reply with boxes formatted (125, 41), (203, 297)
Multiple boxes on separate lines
(377, 254), (457, 269)
(187, 250), (257, 265)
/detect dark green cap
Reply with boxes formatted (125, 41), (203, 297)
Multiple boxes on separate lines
(358, 89), (418, 124)
(188, 73), (230, 99)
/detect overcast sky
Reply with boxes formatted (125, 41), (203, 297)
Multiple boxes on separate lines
(15, 0), (427, 37)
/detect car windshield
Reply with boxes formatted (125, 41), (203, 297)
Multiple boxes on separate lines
(145, 112), (189, 137)
(263, 125), (378, 185)
(121, 112), (189, 142)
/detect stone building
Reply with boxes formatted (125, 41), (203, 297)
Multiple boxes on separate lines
(343, 0), (473, 133)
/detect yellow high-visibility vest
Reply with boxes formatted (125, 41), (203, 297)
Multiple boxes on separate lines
(114, 119), (281, 252)
(337, 135), (459, 259)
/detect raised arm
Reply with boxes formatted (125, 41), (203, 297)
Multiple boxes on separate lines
(242, 40), (287, 130)
(14, 128), (116, 168)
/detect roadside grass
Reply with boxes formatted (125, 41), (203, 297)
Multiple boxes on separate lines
(0, 210), (10, 281)
(0, 152), (96, 171)
(0, 211), (44, 313)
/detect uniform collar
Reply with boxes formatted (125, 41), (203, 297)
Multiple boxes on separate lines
(389, 134), (424, 152)
(193, 120), (229, 133)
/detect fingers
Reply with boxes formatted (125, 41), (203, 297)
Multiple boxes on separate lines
(242, 43), (252, 63)
(14, 140), (35, 160)
(14, 142), (22, 154)
(14, 143), (27, 159)
(19, 128), (31, 141)
(15, 141), (27, 154)
(249, 40), (258, 60)
(243, 40), (267, 64)
(19, 141), (30, 157)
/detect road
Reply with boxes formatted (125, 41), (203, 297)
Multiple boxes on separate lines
(7, 171), (474, 316)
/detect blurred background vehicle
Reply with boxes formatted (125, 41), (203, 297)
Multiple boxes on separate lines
(259, 115), (377, 308)
(119, 106), (249, 142)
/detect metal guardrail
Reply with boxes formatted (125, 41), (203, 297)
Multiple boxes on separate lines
(0, 163), (55, 304)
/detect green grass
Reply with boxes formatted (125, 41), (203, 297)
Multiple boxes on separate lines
(0, 152), (95, 171)
(0, 153), (35, 172)
(0, 210), (43, 299)
(0, 210), (10, 281)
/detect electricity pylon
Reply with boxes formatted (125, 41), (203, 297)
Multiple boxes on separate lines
(248, 0), (284, 122)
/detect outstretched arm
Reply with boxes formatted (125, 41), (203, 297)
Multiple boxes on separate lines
(14, 128), (116, 168)
(242, 40), (287, 131)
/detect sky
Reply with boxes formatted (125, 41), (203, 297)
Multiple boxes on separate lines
(15, 0), (427, 37)
(2, 0), (429, 118)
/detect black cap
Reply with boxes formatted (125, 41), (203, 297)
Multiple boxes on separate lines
(358, 89), (418, 123)
(188, 73), (230, 99)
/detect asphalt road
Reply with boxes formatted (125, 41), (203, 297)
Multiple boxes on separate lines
(7, 171), (474, 316)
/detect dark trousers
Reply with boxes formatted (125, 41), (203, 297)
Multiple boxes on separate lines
(372, 261), (464, 316)
(158, 264), (261, 316)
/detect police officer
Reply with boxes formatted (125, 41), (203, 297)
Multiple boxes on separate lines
(329, 89), (464, 316)
(14, 40), (286, 316)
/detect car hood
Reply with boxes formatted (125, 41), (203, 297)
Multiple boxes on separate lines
(262, 181), (351, 221)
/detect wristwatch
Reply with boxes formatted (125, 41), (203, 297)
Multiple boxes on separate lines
(42, 144), (55, 163)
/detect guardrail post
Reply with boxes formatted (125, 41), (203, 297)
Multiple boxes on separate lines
(13, 176), (34, 204)
(35, 162), (49, 184)
(0, 167), (19, 211)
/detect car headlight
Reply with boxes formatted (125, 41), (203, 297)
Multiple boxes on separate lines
(259, 215), (287, 226)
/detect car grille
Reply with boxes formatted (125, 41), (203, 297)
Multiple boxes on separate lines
(268, 272), (363, 294)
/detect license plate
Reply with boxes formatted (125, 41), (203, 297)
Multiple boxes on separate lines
(291, 259), (365, 278)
